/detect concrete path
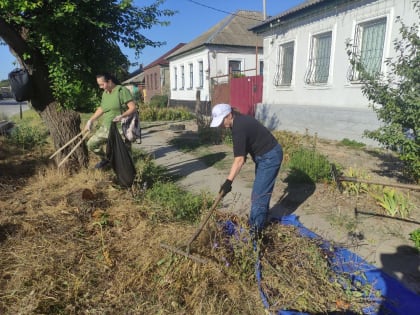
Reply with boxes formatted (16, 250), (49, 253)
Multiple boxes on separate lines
(135, 122), (253, 218)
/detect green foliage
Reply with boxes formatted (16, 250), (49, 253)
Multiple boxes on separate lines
(145, 182), (211, 222)
(338, 138), (366, 149)
(6, 110), (49, 150)
(346, 3), (420, 183)
(8, 124), (49, 150)
(341, 167), (371, 195)
(409, 228), (420, 250)
(139, 105), (194, 121)
(149, 94), (168, 108)
(0, 0), (175, 111)
(286, 148), (331, 183)
(369, 187), (414, 218)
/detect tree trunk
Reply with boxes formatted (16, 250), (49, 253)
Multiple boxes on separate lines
(40, 101), (89, 171)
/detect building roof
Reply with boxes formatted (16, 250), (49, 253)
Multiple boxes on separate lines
(143, 43), (186, 70)
(250, 0), (328, 33)
(167, 10), (264, 59)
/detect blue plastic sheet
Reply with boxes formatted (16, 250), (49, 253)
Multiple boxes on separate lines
(254, 215), (420, 315)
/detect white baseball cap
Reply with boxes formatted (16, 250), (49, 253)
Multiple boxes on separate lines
(210, 103), (231, 127)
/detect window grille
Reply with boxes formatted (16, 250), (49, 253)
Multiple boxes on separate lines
(174, 67), (177, 89)
(189, 64), (193, 89)
(348, 17), (387, 81)
(198, 61), (204, 88)
(305, 31), (332, 84)
(181, 65), (185, 89)
(273, 41), (294, 86)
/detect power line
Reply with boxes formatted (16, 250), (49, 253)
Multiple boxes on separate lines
(185, 0), (264, 22)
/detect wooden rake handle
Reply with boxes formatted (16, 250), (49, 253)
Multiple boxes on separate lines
(186, 191), (224, 253)
(57, 131), (90, 168)
(49, 130), (88, 159)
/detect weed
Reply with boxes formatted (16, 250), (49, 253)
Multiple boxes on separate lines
(369, 187), (414, 218)
(339, 138), (366, 149)
(409, 229), (420, 250)
(341, 167), (371, 195)
(145, 181), (211, 222)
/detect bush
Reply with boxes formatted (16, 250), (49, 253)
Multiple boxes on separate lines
(149, 94), (168, 108)
(286, 148), (331, 183)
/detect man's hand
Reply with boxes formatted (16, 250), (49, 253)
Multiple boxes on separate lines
(113, 115), (123, 122)
(219, 179), (232, 197)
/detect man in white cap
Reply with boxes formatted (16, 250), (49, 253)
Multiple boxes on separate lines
(210, 103), (283, 236)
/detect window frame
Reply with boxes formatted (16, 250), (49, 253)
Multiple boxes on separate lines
(305, 31), (332, 85)
(273, 41), (295, 87)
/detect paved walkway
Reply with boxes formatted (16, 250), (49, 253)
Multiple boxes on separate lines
(136, 122), (254, 218)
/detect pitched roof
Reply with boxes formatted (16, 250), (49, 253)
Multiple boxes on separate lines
(143, 43), (186, 70)
(168, 10), (264, 59)
(250, 0), (329, 33)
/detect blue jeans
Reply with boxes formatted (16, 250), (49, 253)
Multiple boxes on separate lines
(249, 144), (283, 230)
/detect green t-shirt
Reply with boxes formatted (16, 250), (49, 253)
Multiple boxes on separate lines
(100, 85), (133, 128)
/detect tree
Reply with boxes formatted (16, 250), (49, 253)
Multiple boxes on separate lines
(347, 2), (420, 183)
(0, 0), (174, 170)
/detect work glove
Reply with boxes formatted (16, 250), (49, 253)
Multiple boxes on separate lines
(113, 115), (123, 122)
(219, 179), (232, 197)
(84, 119), (93, 132)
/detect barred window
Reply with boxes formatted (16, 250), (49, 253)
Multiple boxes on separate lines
(189, 63), (193, 89)
(348, 17), (387, 81)
(273, 41), (294, 86)
(229, 60), (241, 76)
(198, 61), (204, 88)
(181, 65), (184, 89)
(173, 67), (177, 90)
(305, 31), (332, 84)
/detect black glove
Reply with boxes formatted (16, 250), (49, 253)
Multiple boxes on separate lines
(219, 179), (232, 197)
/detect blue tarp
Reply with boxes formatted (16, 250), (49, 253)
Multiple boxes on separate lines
(254, 215), (420, 315)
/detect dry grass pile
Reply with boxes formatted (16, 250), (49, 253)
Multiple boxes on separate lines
(0, 143), (380, 314)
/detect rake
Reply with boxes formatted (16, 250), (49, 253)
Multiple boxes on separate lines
(160, 192), (224, 264)
(49, 130), (90, 168)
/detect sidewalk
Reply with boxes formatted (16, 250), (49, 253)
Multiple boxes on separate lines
(135, 121), (254, 218)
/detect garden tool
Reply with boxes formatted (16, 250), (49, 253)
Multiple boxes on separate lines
(330, 163), (420, 192)
(160, 191), (224, 264)
(49, 130), (90, 168)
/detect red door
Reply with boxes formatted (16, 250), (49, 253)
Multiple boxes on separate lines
(230, 75), (263, 116)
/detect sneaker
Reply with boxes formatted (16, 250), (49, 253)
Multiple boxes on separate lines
(94, 159), (109, 169)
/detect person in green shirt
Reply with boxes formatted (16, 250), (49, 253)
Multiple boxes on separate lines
(84, 73), (137, 169)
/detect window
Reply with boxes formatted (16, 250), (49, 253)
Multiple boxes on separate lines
(259, 60), (264, 76)
(228, 60), (241, 76)
(173, 67), (177, 89)
(181, 65), (185, 89)
(305, 31), (332, 84)
(154, 73), (157, 90)
(198, 61), (204, 88)
(189, 63), (193, 89)
(348, 17), (387, 81)
(273, 41), (294, 86)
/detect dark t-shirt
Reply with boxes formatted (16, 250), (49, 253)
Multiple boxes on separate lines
(232, 113), (278, 160)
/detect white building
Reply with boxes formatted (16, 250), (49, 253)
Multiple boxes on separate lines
(167, 10), (264, 111)
(251, 0), (417, 146)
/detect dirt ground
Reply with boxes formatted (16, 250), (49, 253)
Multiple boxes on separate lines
(159, 121), (420, 295)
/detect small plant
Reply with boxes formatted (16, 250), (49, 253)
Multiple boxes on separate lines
(7, 124), (49, 150)
(338, 138), (366, 149)
(341, 167), (370, 195)
(286, 148), (331, 183)
(409, 229), (420, 250)
(370, 187), (414, 218)
(139, 104), (194, 121)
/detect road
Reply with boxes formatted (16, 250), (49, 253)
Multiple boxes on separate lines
(0, 98), (29, 118)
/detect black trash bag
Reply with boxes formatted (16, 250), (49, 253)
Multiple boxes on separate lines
(106, 122), (136, 187)
(8, 68), (32, 102)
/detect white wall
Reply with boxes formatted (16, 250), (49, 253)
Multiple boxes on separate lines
(257, 0), (417, 145)
(169, 46), (263, 103)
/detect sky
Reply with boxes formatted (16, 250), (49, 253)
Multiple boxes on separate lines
(0, 0), (306, 80)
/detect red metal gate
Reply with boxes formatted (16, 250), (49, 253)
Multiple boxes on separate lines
(230, 75), (262, 116)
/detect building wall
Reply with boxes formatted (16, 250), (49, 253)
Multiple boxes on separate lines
(143, 65), (167, 103)
(257, 0), (416, 146)
(169, 46), (263, 105)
